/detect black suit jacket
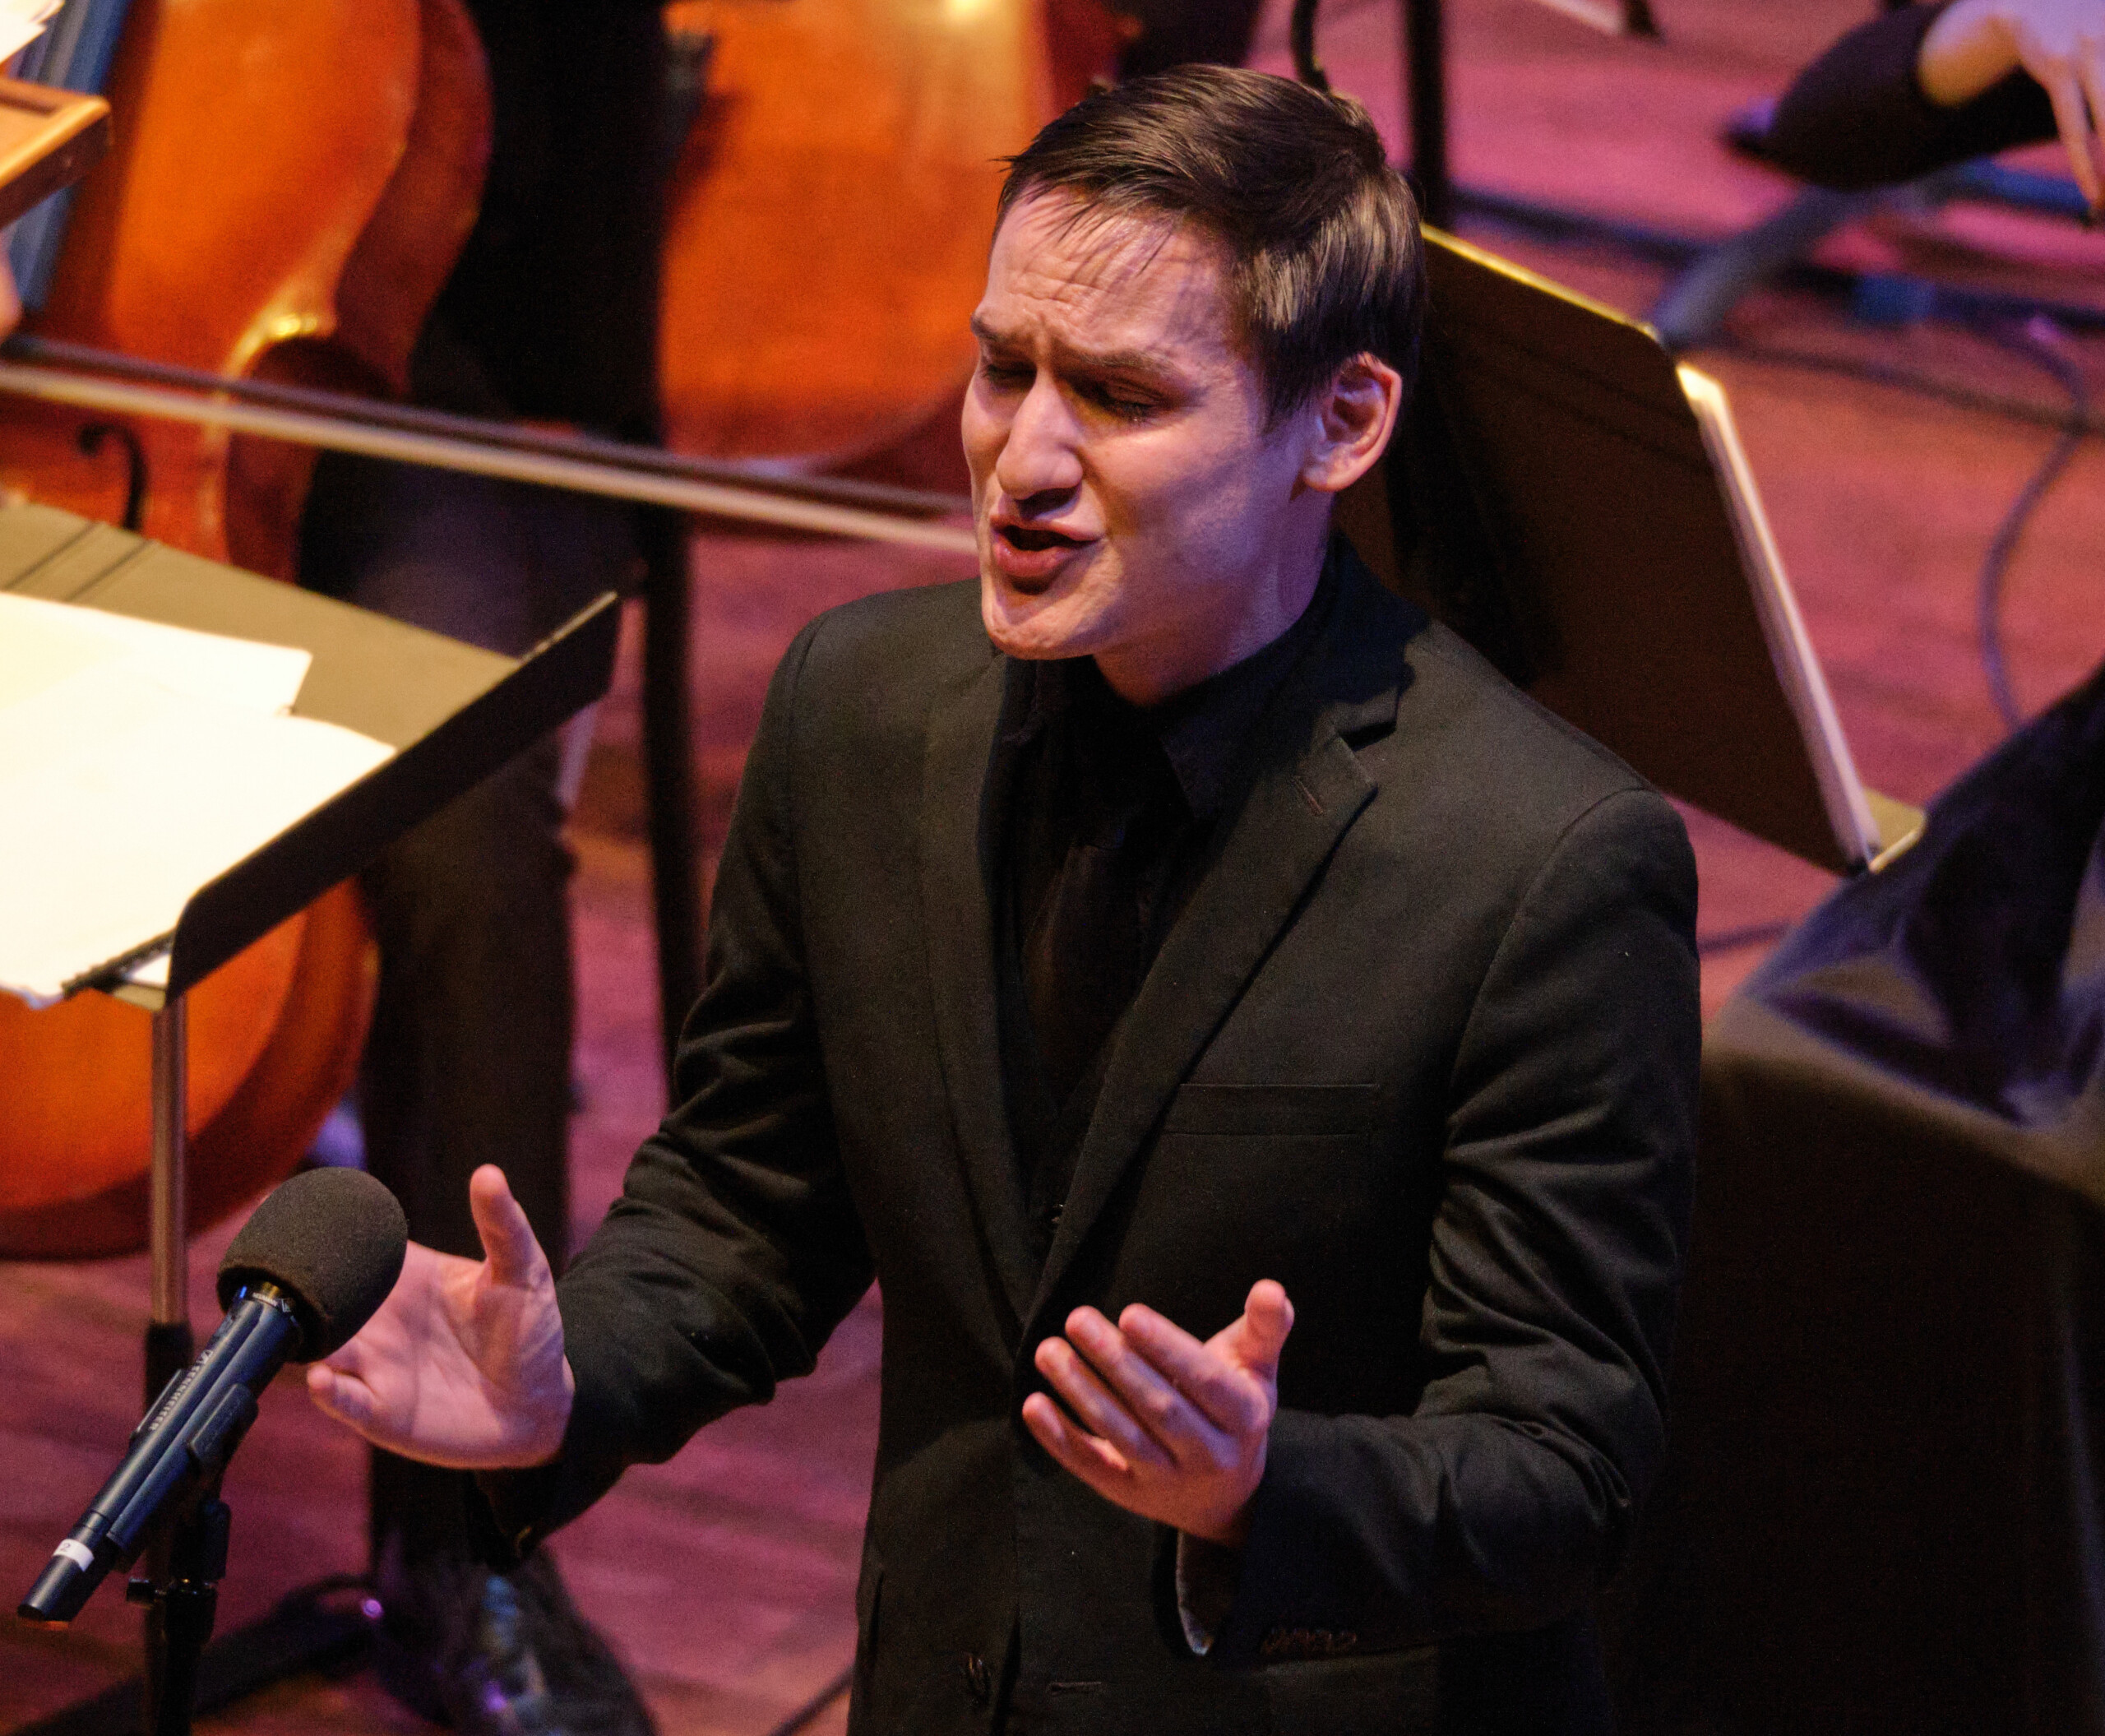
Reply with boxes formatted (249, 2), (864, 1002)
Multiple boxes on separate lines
(517, 549), (1700, 1734)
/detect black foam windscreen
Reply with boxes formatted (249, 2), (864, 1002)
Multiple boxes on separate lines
(215, 1169), (409, 1360)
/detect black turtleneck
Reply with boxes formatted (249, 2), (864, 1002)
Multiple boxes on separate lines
(991, 559), (1335, 1252)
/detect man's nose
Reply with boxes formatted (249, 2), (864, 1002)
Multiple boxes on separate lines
(994, 378), (1084, 502)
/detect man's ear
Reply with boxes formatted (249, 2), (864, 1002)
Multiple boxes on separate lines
(1298, 353), (1404, 496)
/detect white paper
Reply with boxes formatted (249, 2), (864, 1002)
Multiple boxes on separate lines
(0, 595), (394, 1006)
(0, 0), (62, 67)
(0, 590), (312, 712)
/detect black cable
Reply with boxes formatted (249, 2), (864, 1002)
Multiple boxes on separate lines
(1710, 333), (2105, 439)
(1962, 317), (2089, 732)
(1705, 328), (2094, 733)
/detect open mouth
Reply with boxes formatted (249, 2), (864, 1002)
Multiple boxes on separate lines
(998, 525), (1089, 553)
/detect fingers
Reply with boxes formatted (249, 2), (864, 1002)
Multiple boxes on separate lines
(1020, 1391), (1134, 1496)
(1182, 1280), (1293, 1356)
(1034, 1326), (1173, 1468)
(1238, 1280), (1296, 1373)
(1117, 1306), (1271, 1439)
(2010, 9), (2105, 211)
(2079, 47), (2105, 213)
(1045, 1288), (1294, 1450)
(469, 1164), (548, 1289)
(1033, 1290), (1298, 1433)
(306, 1362), (377, 1434)
(2041, 67), (2103, 208)
(1025, 1292), (1289, 1544)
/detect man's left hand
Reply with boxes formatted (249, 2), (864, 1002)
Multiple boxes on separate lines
(1022, 1280), (1293, 1546)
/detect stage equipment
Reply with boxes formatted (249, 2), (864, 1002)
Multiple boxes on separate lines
(0, 74), (108, 229)
(0, 499), (617, 1736)
(1290, 0), (1452, 225)
(19, 1169), (406, 1631)
(1605, 650), (2105, 1735)
(1289, 0), (1655, 232)
(1336, 230), (1920, 875)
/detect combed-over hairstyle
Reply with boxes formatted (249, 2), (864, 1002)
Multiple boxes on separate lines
(997, 65), (1425, 426)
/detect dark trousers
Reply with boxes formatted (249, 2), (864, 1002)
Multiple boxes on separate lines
(298, 454), (638, 1562)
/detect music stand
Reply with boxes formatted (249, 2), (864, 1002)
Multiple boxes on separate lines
(1337, 228), (1922, 876)
(1, 502), (619, 1734)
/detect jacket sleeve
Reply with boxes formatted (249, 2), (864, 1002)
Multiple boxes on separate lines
(479, 614), (875, 1558)
(1764, 2), (2055, 189)
(1211, 787), (1700, 1658)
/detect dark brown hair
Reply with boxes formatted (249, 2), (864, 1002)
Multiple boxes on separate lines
(997, 65), (1425, 424)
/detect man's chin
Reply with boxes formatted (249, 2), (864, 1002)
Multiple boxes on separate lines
(981, 571), (1099, 663)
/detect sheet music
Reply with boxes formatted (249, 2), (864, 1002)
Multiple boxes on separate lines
(0, 1), (62, 67)
(0, 594), (393, 1006)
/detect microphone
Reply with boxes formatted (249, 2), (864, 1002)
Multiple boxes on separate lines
(18, 1167), (407, 1627)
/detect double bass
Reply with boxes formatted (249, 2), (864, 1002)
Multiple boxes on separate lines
(0, 0), (1113, 1257)
(656, 0), (1125, 465)
(0, 0), (490, 1256)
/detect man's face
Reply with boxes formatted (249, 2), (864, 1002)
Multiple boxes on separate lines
(963, 191), (1327, 704)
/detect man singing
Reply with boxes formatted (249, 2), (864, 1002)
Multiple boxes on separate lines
(309, 67), (1700, 1735)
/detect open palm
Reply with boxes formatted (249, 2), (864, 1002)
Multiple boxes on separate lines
(307, 1164), (574, 1470)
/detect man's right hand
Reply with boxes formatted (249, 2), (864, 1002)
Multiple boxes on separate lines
(307, 1164), (575, 1470)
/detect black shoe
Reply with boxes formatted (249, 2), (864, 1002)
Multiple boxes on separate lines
(371, 1544), (657, 1736)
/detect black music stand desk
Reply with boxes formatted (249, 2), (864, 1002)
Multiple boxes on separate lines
(1340, 228), (1920, 877)
(0, 500), (618, 1734)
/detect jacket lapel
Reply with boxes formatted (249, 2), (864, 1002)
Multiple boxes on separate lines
(918, 650), (1041, 1330)
(1029, 558), (1421, 1323)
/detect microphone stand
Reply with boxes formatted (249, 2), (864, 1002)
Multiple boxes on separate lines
(138, 998), (207, 1736)
(130, 1480), (229, 1736)
(1288, 0), (1454, 230)
(20, 994), (369, 1736)
(1401, 0), (1454, 230)
(7, 508), (616, 1735)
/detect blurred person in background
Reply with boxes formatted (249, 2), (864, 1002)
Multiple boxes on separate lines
(294, 5), (664, 1733)
(1765, 0), (2105, 205)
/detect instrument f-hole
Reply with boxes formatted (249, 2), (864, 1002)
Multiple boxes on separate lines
(76, 420), (146, 530)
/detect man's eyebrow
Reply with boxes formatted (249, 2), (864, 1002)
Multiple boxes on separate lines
(968, 317), (1175, 376)
(1071, 344), (1173, 375)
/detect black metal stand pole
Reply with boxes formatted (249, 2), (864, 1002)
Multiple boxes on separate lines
(639, 502), (703, 1097)
(1292, 0), (1453, 229)
(17, 998), (371, 1736)
(145, 1000), (193, 1402)
(130, 1491), (229, 1736)
(141, 1002), (195, 1734)
(1404, 0), (1454, 229)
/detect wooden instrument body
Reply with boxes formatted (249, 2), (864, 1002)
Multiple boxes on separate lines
(0, 0), (1118, 1254)
(0, 0), (492, 1257)
(659, 0), (1098, 465)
